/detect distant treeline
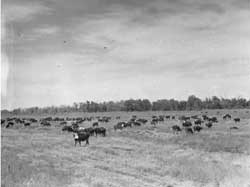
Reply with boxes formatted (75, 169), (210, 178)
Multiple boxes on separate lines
(2, 95), (250, 115)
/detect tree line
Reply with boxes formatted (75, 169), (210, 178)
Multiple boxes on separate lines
(2, 95), (250, 115)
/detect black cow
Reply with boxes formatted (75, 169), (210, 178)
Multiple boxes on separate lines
(78, 127), (95, 136)
(230, 126), (239, 130)
(185, 127), (193, 134)
(193, 125), (202, 132)
(1, 120), (5, 125)
(205, 122), (213, 128)
(234, 118), (240, 123)
(194, 119), (202, 125)
(223, 114), (231, 120)
(172, 125), (181, 133)
(209, 117), (218, 123)
(114, 122), (124, 130)
(95, 127), (106, 137)
(41, 121), (51, 126)
(62, 126), (74, 132)
(124, 122), (132, 128)
(182, 121), (192, 127)
(133, 121), (141, 126)
(92, 122), (99, 127)
(24, 122), (30, 127)
(6, 122), (14, 128)
(73, 132), (90, 146)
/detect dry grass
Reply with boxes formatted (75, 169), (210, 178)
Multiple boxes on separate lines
(1, 109), (250, 187)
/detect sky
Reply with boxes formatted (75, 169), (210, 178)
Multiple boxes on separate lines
(1, 0), (250, 110)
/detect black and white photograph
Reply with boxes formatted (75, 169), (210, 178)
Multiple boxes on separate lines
(1, 0), (250, 186)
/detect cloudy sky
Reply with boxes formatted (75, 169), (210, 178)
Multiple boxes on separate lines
(1, 0), (250, 109)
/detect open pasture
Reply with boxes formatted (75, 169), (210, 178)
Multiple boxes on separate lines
(1, 109), (250, 187)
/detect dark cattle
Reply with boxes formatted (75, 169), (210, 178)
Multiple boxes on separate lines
(185, 127), (193, 134)
(124, 122), (132, 128)
(137, 119), (148, 124)
(41, 121), (51, 126)
(209, 117), (218, 123)
(202, 115), (209, 120)
(72, 123), (79, 130)
(230, 126), (239, 130)
(205, 122), (213, 128)
(133, 121), (141, 126)
(193, 125), (202, 132)
(172, 125), (181, 133)
(24, 122), (30, 127)
(60, 121), (67, 125)
(95, 127), (106, 137)
(62, 126), (74, 132)
(234, 118), (240, 123)
(73, 132), (90, 146)
(223, 114), (231, 120)
(79, 127), (95, 136)
(194, 119), (202, 125)
(166, 115), (171, 120)
(191, 115), (198, 119)
(6, 122), (14, 128)
(29, 118), (38, 123)
(1, 120), (5, 125)
(182, 121), (192, 127)
(114, 122), (124, 130)
(172, 116), (175, 120)
(92, 122), (99, 127)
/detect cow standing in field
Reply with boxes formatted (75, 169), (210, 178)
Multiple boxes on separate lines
(73, 132), (90, 146)
(234, 118), (240, 123)
(95, 127), (106, 137)
(223, 114), (231, 120)
(172, 125), (181, 134)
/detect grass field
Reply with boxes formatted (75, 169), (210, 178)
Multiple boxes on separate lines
(1, 109), (250, 187)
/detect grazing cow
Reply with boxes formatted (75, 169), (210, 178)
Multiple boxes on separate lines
(60, 121), (67, 125)
(185, 127), (193, 134)
(234, 118), (240, 123)
(81, 127), (95, 136)
(166, 115), (171, 120)
(24, 122), (30, 127)
(193, 125), (202, 132)
(209, 117), (218, 123)
(133, 121), (141, 126)
(182, 121), (192, 127)
(6, 122), (14, 128)
(172, 125), (181, 133)
(123, 122), (132, 128)
(205, 122), (213, 128)
(114, 122), (124, 130)
(73, 132), (90, 146)
(62, 126), (74, 132)
(41, 121), (51, 126)
(94, 127), (106, 137)
(92, 122), (99, 127)
(194, 119), (202, 125)
(223, 114), (231, 120)
(230, 126), (239, 130)
(137, 119), (148, 124)
(202, 115), (209, 120)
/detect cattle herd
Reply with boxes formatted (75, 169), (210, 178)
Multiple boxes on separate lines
(1, 112), (245, 146)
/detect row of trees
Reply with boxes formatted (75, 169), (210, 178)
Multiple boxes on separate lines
(3, 95), (250, 115)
